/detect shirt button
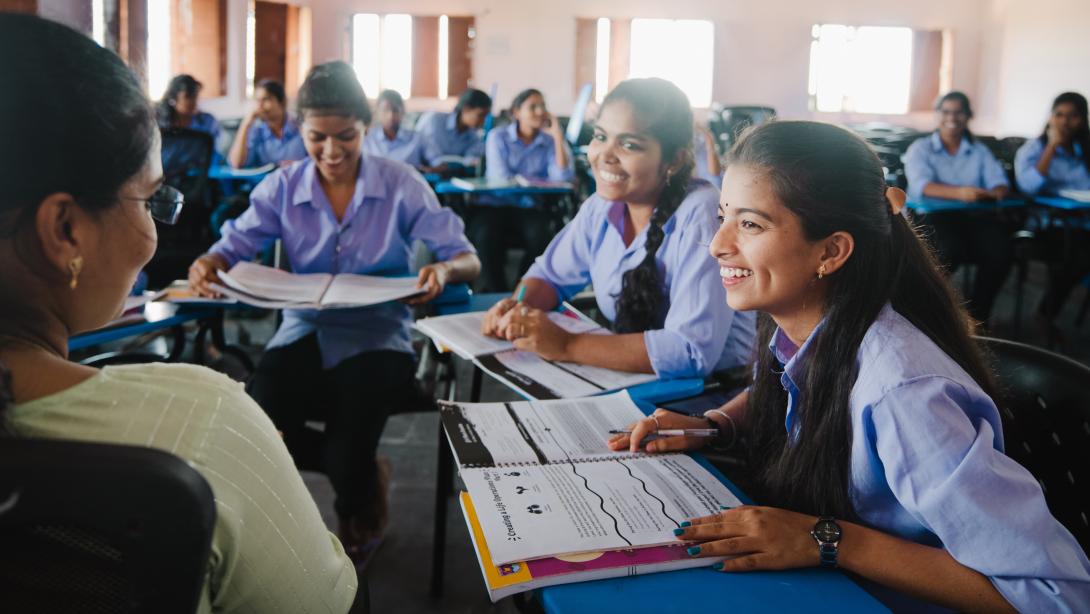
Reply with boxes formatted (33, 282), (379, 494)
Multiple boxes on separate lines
(335, 245), (342, 253)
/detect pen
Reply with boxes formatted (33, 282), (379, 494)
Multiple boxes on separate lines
(515, 284), (527, 303)
(608, 429), (720, 437)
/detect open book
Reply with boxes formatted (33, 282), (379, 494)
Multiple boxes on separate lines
(460, 491), (725, 602)
(414, 311), (656, 399)
(1059, 189), (1090, 203)
(211, 261), (424, 309)
(440, 392), (741, 566)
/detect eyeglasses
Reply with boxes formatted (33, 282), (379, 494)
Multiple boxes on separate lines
(125, 184), (184, 225)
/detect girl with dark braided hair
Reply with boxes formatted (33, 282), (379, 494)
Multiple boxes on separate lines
(481, 78), (755, 378)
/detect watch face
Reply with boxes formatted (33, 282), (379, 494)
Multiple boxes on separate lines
(813, 519), (842, 543)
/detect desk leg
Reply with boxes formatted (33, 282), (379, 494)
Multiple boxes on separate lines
(166, 325), (188, 362)
(432, 411), (455, 597)
(471, 366), (483, 403)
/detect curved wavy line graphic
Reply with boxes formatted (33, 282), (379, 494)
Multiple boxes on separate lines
(567, 461), (631, 547)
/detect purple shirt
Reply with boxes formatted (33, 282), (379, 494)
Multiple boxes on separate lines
(210, 155), (476, 368)
(524, 181), (756, 377)
(485, 121), (574, 183)
(770, 304), (1090, 612)
(363, 125), (427, 167)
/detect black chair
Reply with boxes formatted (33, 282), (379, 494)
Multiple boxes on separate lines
(709, 105), (776, 152)
(0, 438), (216, 613)
(147, 127), (217, 288)
(977, 336), (1090, 552)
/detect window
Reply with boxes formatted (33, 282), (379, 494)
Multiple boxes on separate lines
(808, 24), (913, 114)
(575, 18), (715, 107)
(145, 0), (227, 99)
(352, 13), (475, 100)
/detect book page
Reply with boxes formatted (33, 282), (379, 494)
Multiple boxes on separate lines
(218, 261), (329, 304)
(439, 392), (646, 467)
(478, 351), (602, 399)
(461, 454), (742, 565)
(549, 361), (657, 392)
(414, 311), (601, 359)
(321, 274), (424, 307)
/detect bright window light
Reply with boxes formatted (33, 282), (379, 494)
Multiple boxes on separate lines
(438, 15), (449, 100)
(808, 24), (913, 114)
(92, 0), (105, 46)
(382, 14), (412, 98)
(146, 0), (172, 99)
(629, 19), (714, 108)
(352, 14), (381, 98)
(245, 1), (256, 98)
(595, 18), (611, 103)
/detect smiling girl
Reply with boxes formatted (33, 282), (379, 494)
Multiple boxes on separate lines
(189, 61), (480, 561)
(481, 78), (755, 379)
(610, 120), (1090, 612)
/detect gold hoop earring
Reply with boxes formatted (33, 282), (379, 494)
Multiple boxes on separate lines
(68, 256), (84, 290)
(817, 263), (827, 280)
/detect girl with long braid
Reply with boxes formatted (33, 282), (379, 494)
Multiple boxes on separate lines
(481, 79), (755, 378)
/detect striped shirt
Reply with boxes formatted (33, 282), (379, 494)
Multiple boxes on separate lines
(6, 363), (357, 613)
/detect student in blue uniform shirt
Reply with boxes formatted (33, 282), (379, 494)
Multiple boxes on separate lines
(1015, 92), (1090, 325)
(417, 88), (492, 168)
(157, 74), (221, 172)
(228, 79), (306, 168)
(189, 61), (481, 563)
(612, 120), (1090, 613)
(693, 120), (723, 185)
(481, 79), (755, 378)
(902, 91), (1012, 326)
(362, 89), (428, 169)
(469, 88), (575, 291)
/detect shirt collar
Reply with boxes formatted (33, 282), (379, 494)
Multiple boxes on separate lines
(603, 196), (681, 249)
(502, 121), (548, 148)
(929, 131), (972, 156)
(767, 317), (827, 389)
(290, 155), (387, 208)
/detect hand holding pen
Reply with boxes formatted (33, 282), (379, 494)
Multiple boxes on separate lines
(608, 408), (721, 454)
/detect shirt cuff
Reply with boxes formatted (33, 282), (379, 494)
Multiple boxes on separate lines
(643, 328), (709, 379)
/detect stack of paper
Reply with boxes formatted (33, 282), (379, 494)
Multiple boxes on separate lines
(211, 262), (424, 309)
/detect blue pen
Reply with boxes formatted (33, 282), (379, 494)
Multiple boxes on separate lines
(515, 284), (527, 303)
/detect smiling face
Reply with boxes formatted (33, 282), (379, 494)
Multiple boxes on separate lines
(936, 98), (969, 141)
(587, 100), (669, 206)
(302, 112), (363, 183)
(513, 93), (548, 132)
(709, 164), (828, 318)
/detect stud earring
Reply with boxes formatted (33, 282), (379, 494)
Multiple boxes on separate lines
(68, 256), (83, 290)
(817, 263), (827, 280)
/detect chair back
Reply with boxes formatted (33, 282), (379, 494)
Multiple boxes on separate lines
(0, 438), (216, 614)
(709, 105), (776, 151)
(976, 336), (1090, 552)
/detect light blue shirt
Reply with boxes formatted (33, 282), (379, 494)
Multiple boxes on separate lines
(1015, 138), (1090, 195)
(485, 122), (575, 183)
(363, 125), (427, 167)
(903, 133), (1009, 201)
(524, 181), (756, 378)
(244, 118), (306, 167)
(769, 304), (1090, 613)
(417, 111), (486, 166)
(209, 155), (476, 369)
(693, 133), (723, 186)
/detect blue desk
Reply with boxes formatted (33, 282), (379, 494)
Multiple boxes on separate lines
(907, 197), (1026, 214)
(1034, 195), (1090, 211)
(208, 164), (275, 182)
(433, 180), (574, 197)
(68, 306), (214, 352)
(539, 401), (888, 614)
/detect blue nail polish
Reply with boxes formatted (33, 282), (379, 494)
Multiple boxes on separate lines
(680, 521), (692, 527)
(687, 546), (701, 556)
(719, 505), (734, 510)
(712, 562), (724, 571)
(673, 528), (685, 536)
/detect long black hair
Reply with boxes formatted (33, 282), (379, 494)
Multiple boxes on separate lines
(734, 121), (998, 518)
(0, 13), (156, 416)
(605, 78), (696, 333)
(935, 91), (975, 143)
(295, 61), (372, 125)
(1038, 92), (1090, 173)
(156, 73), (201, 127)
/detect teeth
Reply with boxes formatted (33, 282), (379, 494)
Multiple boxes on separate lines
(599, 170), (625, 183)
(720, 267), (753, 279)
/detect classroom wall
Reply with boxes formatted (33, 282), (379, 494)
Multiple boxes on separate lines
(296, 0), (993, 130)
(983, 0), (1090, 137)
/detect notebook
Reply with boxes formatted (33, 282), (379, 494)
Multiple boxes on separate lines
(440, 392), (741, 565)
(414, 311), (656, 399)
(460, 491), (725, 602)
(210, 261), (425, 309)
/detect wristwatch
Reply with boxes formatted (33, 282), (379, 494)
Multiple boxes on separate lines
(811, 516), (842, 568)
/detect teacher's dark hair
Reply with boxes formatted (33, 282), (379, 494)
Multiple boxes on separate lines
(0, 12), (156, 416)
(604, 78), (696, 333)
(732, 121), (998, 519)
